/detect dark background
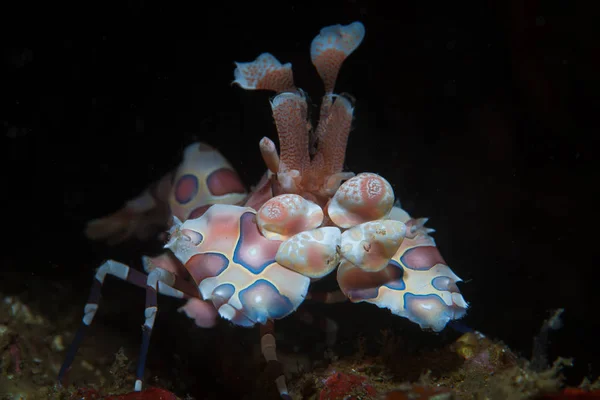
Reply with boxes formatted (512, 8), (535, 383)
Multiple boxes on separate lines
(2, 0), (598, 392)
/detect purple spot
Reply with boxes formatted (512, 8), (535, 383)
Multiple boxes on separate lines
(404, 292), (453, 331)
(186, 252), (228, 284)
(339, 261), (405, 302)
(211, 283), (235, 309)
(188, 204), (212, 219)
(213, 283), (235, 299)
(400, 246), (446, 271)
(207, 168), (246, 196)
(233, 212), (281, 274)
(431, 276), (460, 293)
(175, 174), (199, 204)
(382, 260), (407, 290)
(239, 279), (295, 324)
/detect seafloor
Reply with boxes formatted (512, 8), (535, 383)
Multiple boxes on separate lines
(0, 255), (597, 400)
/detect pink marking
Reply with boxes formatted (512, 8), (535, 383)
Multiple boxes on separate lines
(404, 294), (452, 330)
(188, 204), (212, 219)
(337, 263), (403, 301)
(174, 174), (198, 204)
(186, 253), (228, 284)
(206, 168), (246, 196)
(401, 246), (446, 271)
(190, 206), (246, 255)
(306, 244), (329, 272)
(179, 298), (218, 328)
(235, 213), (282, 273)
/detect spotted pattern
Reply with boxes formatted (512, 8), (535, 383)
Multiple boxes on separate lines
(233, 212), (282, 274)
(431, 276), (460, 293)
(403, 293), (463, 332)
(211, 283), (235, 308)
(173, 205), (310, 327)
(233, 53), (295, 92)
(400, 245), (446, 271)
(206, 168), (246, 196)
(310, 22), (365, 92)
(328, 173), (394, 228)
(336, 229), (467, 332)
(174, 174), (199, 204)
(186, 253), (229, 283)
(336, 259), (405, 302)
(168, 142), (247, 222)
(239, 279), (296, 324)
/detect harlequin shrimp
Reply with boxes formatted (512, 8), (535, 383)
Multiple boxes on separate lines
(58, 21), (468, 399)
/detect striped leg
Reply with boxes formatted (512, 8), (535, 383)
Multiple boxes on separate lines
(134, 267), (192, 391)
(58, 260), (197, 391)
(142, 254), (200, 299)
(260, 321), (291, 400)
